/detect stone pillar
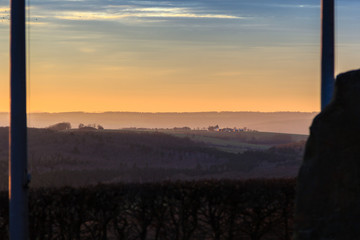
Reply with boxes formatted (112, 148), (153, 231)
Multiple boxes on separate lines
(294, 69), (360, 240)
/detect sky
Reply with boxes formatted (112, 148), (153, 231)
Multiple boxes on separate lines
(0, 0), (360, 113)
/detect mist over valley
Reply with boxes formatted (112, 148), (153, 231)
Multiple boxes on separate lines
(0, 111), (317, 135)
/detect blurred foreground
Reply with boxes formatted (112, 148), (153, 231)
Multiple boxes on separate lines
(0, 179), (295, 240)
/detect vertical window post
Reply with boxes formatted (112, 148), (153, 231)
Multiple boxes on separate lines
(9, 0), (29, 238)
(321, 0), (335, 110)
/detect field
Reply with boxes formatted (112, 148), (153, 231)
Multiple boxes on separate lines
(158, 129), (307, 153)
(0, 127), (307, 190)
(1, 128), (304, 239)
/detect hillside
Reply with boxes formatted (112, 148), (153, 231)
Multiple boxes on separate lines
(158, 128), (307, 153)
(0, 111), (317, 134)
(0, 128), (306, 189)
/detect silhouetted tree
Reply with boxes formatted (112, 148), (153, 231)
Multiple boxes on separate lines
(47, 122), (71, 131)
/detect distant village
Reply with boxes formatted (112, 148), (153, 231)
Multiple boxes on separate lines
(47, 122), (256, 133)
(207, 125), (256, 132)
(171, 125), (256, 133)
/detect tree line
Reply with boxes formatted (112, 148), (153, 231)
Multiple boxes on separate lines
(0, 179), (296, 240)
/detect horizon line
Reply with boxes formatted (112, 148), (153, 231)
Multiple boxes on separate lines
(0, 111), (319, 114)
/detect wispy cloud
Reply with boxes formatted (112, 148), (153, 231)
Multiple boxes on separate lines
(264, 4), (319, 9)
(54, 7), (244, 21)
(0, 7), (9, 25)
(18, 0), (248, 26)
(0, 7), (9, 17)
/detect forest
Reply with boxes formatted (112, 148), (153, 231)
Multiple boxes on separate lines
(0, 179), (295, 240)
(0, 127), (306, 239)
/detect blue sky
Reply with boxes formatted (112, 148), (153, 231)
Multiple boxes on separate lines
(0, 0), (359, 112)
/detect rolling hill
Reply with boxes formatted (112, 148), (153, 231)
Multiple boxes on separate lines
(0, 127), (306, 189)
(0, 111), (317, 134)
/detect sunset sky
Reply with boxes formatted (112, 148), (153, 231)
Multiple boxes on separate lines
(0, 0), (360, 113)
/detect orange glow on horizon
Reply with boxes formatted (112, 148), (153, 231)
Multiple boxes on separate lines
(1, 1), (359, 114)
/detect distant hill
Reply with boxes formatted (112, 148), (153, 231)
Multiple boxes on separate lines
(0, 111), (317, 134)
(0, 127), (305, 189)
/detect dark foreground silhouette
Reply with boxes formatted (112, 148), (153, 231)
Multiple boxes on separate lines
(0, 179), (295, 240)
(295, 69), (360, 239)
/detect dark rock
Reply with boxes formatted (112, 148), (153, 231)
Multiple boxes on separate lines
(294, 69), (360, 240)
